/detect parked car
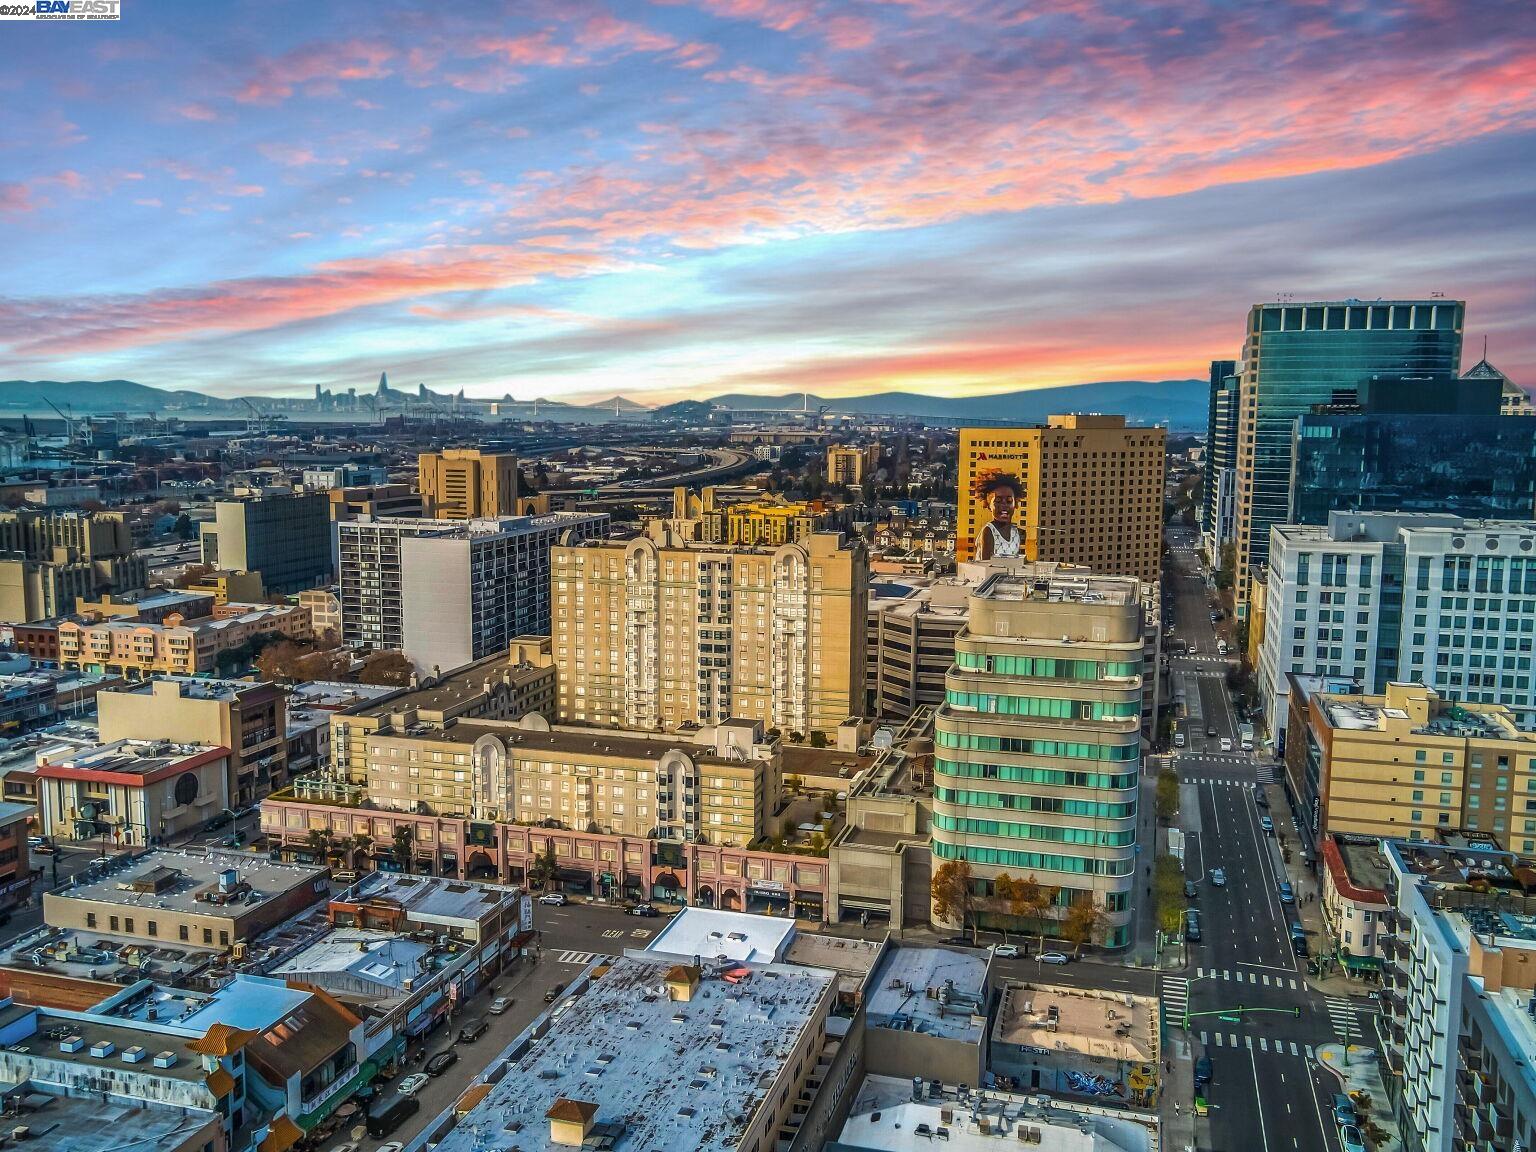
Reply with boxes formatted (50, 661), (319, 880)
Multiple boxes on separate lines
(1037, 952), (1071, 965)
(424, 1050), (458, 1077)
(626, 903), (660, 917)
(538, 893), (569, 906)
(1185, 910), (1201, 942)
(1259, 816), (1275, 834)
(1332, 1093), (1359, 1127)
(331, 870), (358, 885)
(1292, 933), (1310, 957)
(1254, 790), (1270, 808)
(1210, 869), (1226, 887)
(1340, 1123), (1366, 1152)
(487, 997), (513, 1015)
(1194, 1056), (1213, 1087)
(993, 944), (1020, 958)
(1206, 725), (1217, 738)
(328, 1143), (360, 1152)
(1184, 880), (1198, 899)
(458, 1018), (488, 1043)
(544, 982), (567, 1003)
(375, 1144), (405, 1152)
(1278, 881), (1295, 904)
(396, 1073), (429, 1097)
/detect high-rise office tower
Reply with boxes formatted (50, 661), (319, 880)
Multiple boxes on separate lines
(551, 528), (868, 737)
(418, 448), (522, 519)
(956, 416), (1165, 583)
(199, 492), (332, 594)
(1201, 360), (1238, 566)
(338, 513), (608, 667)
(1230, 299), (1464, 613)
(933, 569), (1144, 948)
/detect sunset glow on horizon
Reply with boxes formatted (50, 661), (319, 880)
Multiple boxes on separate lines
(1, 0), (1533, 404)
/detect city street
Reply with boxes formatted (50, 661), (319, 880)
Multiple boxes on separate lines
(1163, 531), (1372, 1151)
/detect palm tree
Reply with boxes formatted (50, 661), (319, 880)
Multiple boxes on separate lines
(304, 827), (334, 865)
(391, 825), (413, 875)
(346, 832), (373, 871)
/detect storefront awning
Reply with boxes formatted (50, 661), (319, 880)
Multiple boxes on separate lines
(1340, 954), (1381, 972)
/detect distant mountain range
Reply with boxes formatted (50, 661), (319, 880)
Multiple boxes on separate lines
(704, 379), (1208, 428)
(0, 376), (1209, 429)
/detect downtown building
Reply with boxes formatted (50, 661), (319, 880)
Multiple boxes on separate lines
(933, 569), (1144, 948)
(0, 509), (148, 624)
(1258, 512), (1536, 743)
(1200, 359), (1239, 566)
(1229, 298), (1465, 613)
(417, 447), (523, 519)
(337, 512), (608, 672)
(551, 526), (868, 738)
(956, 415), (1165, 582)
(199, 491), (332, 594)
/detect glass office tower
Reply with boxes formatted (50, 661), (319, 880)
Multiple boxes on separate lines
(1201, 360), (1238, 564)
(1232, 299), (1464, 614)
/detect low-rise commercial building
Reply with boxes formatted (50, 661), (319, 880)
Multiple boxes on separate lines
(42, 850), (330, 952)
(0, 801), (33, 914)
(182, 568), (264, 606)
(1288, 680), (1536, 852)
(0, 673), (57, 735)
(1320, 834), (1391, 975)
(297, 588), (340, 637)
(991, 982), (1159, 1105)
(865, 945), (991, 1086)
(35, 738), (231, 845)
(0, 510), (148, 625)
(429, 953), (836, 1152)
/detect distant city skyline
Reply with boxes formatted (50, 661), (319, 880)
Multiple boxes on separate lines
(0, 2), (1531, 405)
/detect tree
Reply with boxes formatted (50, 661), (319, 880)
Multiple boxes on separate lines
(1154, 855), (1186, 937)
(1061, 900), (1107, 956)
(784, 774), (805, 797)
(1155, 771), (1180, 825)
(527, 840), (558, 890)
(255, 640), (306, 682)
(172, 563), (213, 589)
(809, 731), (828, 749)
(174, 512), (196, 541)
(995, 872), (1056, 946)
(391, 824), (414, 874)
(346, 832), (373, 871)
(305, 826), (334, 864)
(931, 857), (978, 944)
(356, 650), (414, 687)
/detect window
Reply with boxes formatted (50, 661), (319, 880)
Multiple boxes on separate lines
(147, 921), (157, 937)
(219, 931), (229, 947)
(179, 925), (189, 942)
(86, 913), (96, 928)
(203, 928), (213, 944)
(110, 916), (119, 932)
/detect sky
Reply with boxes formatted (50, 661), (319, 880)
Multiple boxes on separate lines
(0, 0), (1533, 406)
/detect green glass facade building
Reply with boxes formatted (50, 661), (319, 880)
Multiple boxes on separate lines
(1232, 299), (1464, 613)
(933, 570), (1143, 948)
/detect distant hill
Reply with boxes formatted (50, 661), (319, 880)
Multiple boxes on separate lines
(0, 379), (219, 411)
(583, 395), (651, 411)
(704, 379), (1208, 429)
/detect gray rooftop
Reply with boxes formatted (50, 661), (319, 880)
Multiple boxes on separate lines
(866, 947), (989, 1044)
(0, 926), (219, 984)
(0, 1087), (221, 1152)
(54, 849), (328, 915)
(284, 679), (401, 710)
(432, 955), (833, 1152)
(346, 872), (521, 923)
(978, 571), (1138, 606)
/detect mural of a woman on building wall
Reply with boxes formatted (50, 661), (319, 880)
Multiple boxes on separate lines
(972, 471), (1023, 561)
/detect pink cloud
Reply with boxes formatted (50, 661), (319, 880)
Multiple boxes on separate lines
(176, 102), (218, 121)
(234, 38), (394, 105)
(0, 183), (33, 214)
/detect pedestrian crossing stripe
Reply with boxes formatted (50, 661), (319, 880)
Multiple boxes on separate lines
(557, 950), (610, 966)
(1199, 1033), (1314, 1060)
(1196, 968), (1302, 990)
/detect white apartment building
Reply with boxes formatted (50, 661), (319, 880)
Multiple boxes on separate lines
(1259, 512), (1536, 746)
(338, 513), (607, 672)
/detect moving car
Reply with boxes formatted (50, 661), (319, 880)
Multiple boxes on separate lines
(1259, 816), (1275, 834)
(1206, 725), (1217, 738)
(458, 1018), (488, 1043)
(1332, 1094), (1358, 1127)
(1210, 868), (1226, 887)
(1173, 732), (1186, 748)
(538, 893), (569, 906)
(1278, 881), (1294, 904)
(1219, 737), (1233, 752)
(993, 944), (1020, 958)
(1340, 1123), (1366, 1152)
(487, 996), (513, 1015)
(544, 982), (567, 1003)
(424, 1050), (459, 1077)
(1037, 952), (1071, 965)
(396, 1073), (429, 1097)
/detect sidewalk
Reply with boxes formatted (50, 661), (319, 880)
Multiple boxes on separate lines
(1318, 1043), (1402, 1151)
(1161, 1027), (1198, 1150)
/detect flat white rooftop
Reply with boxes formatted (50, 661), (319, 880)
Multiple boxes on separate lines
(346, 871), (520, 924)
(433, 954), (833, 1152)
(647, 907), (796, 965)
(832, 1075), (1153, 1152)
(867, 947), (989, 1044)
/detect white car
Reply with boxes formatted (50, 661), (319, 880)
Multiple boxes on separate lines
(376, 1144), (405, 1152)
(1220, 737), (1233, 752)
(396, 1073), (430, 1097)
(487, 996), (513, 1015)
(1037, 952), (1071, 965)
(538, 893), (569, 906)
(993, 944), (1020, 958)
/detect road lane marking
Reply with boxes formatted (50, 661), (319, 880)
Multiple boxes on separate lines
(1305, 1046), (1314, 1059)
(1260, 1037), (1268, 1052)
(1250, 1049), (1273, 1152)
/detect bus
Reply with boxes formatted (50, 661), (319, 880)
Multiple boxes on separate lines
(367, 1094), (420, 1140)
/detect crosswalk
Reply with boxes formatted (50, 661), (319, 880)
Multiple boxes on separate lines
(1175, 654), (1234, 665)
(1198, 1032), (1315, 1058)
(556, 950), (611, 966)
(1161, 976), (1189, 1028)
(1256, 763), (1284, 784)
(1195, 967), (1303, 991)
(1326, 995), (1374, 1039)
(1179, 764), (1259, 777)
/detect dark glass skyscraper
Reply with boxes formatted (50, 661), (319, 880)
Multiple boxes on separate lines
(1232, 299), (1464, 613)
(1201, 359), (1237, 564)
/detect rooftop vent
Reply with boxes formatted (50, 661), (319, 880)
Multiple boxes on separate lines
(58, 1035), (83, 1053)
(121, 1045), (147, 1064)
(88, 1040), (115, 1058)
(153, 1051), (177, 1068)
